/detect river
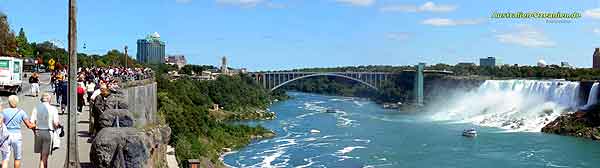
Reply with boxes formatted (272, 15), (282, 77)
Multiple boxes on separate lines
(223, 91), (600, 168)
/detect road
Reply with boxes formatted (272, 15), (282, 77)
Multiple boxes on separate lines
(2, 72), (92, 167)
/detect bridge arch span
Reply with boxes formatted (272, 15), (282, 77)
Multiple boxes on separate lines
(270, 73), (378, 91)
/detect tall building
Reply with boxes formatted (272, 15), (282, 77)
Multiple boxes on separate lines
(480, 57), (496, 67)
(221, 56), (228, 74)
(166, 55), (187, 68)
(594, 48), (600, 69)
(137, 32), (165, 64)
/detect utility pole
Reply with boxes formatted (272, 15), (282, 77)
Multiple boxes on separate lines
(124, 45), (128, 68)
(66, 0), (81, 167)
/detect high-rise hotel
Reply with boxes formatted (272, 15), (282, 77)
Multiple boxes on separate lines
(137, 32), (165, 64)
(594, 48), (600, 69)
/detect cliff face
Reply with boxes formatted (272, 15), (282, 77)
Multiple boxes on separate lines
(542, 109), (600, 140)
(423, 75), (485, 104)
(540, 80), (600, 140)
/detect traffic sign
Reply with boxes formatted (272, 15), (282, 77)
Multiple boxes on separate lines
(49, 58), (56, 66)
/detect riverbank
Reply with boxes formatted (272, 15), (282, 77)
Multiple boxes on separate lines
(155, 73), (284, 167)
(542, 110), (600, 140)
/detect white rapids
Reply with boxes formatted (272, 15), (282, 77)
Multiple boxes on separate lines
(430, 80), (594, 132)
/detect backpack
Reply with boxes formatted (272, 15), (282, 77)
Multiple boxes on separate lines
(77, 87), (85, 94)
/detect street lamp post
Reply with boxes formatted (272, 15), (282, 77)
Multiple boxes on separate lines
(124, 45), (128, 68)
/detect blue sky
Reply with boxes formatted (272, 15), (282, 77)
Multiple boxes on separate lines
(1, 0), (600, 71)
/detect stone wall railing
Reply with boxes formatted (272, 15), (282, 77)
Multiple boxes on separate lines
(120, 77), (156, 89)
(120, 81), (158, 127)
(90, 80), (170, 168)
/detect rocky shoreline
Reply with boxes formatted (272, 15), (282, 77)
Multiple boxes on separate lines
(209, 130), (276, 168)
(542, 111), (600, 140)
(204, 110), (278, 168)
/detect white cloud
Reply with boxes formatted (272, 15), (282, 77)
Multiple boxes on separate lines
(495, 25), (555, 48)
(216, 0), (264, 8)
(385, 32), (411, 41)
(421, 18), (482, 26)
(335, 0), (375, 7)
(584, 8), (600, 19)
(175, 0), (192, 4)
(380, 1), (456, 13)
(266, 2), (287, 9)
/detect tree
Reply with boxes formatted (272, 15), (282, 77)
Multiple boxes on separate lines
(16, 28), (33, 57)
(180, 65), (216, 75)
(0, 12), (17, 56)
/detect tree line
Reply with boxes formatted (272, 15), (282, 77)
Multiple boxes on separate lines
(155, 68), (281, 167)
(1, 12), (141, 69)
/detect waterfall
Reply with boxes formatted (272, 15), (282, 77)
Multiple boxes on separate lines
(584, 83), (599, 109)
(430, 80), (581, 132)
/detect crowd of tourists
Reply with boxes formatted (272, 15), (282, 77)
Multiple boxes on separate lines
(0, 67), (152, 168)
(44, 67), (152, 114)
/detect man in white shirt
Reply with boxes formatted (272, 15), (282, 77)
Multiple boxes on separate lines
(30, 93), (60, 168)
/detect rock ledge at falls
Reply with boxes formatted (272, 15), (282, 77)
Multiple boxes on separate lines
(542, 110), (600, 140)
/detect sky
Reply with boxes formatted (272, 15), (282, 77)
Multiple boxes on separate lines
(2, 0), (600, 71)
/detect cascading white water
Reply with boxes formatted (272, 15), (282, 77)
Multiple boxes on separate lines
(584, 83), (599, 109)
(430, 80), (583, 132)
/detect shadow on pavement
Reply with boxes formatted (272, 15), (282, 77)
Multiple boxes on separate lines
(78, 131), (91, 138)
(81, 162), (94, 168)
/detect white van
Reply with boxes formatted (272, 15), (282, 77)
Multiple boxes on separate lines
(0, 56), (23, 94)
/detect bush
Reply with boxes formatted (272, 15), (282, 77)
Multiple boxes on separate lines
(156, 73), (276, 167)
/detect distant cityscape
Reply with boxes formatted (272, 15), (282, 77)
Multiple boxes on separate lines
(135, 32), (600, 73)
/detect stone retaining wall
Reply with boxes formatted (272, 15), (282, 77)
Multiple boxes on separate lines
(121, 82), (158, 127)
(90, 81), (170, 168)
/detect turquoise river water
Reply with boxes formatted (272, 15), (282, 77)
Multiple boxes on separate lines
(222, 92), (600, 168)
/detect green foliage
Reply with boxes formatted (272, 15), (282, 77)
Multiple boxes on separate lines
(281, 74), (412, 104)
(156, 71), (276, 167)
(179, 64), (216, 75)
(78, 50), (138, 68)
(16, 28), (34, 57)
(31, 41), (67, 64)
(148, 64), (178, 76)
(0, 12), (17, 56)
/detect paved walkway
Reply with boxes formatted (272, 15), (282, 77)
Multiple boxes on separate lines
(2, 73), (92, 168)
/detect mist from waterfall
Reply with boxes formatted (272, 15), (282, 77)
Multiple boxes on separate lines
(430, 80), (585, 132)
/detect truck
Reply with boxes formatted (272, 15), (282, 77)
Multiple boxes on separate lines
(0, 56), (23, 94)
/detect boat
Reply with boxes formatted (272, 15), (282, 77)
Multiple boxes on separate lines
(310, 129), (321, 134)
(326, 109), (337, 113)
(462, 128), (477, 137)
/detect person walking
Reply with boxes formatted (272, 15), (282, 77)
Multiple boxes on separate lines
(77, 83), (85, 115)
(29, 73), (40, 97)
(0, 113), (9, 166)
(54, 75), (62, 106)
(49, 73), (56, 91)
(60, 79), (68, 114)
(30, 93), (60, 168)
(1, 95), (36, 168)
(86, 81), (96, 104)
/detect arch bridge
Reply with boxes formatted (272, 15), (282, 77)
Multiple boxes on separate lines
(252, 72), (393, 91)
(250, 64), (452, 105)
